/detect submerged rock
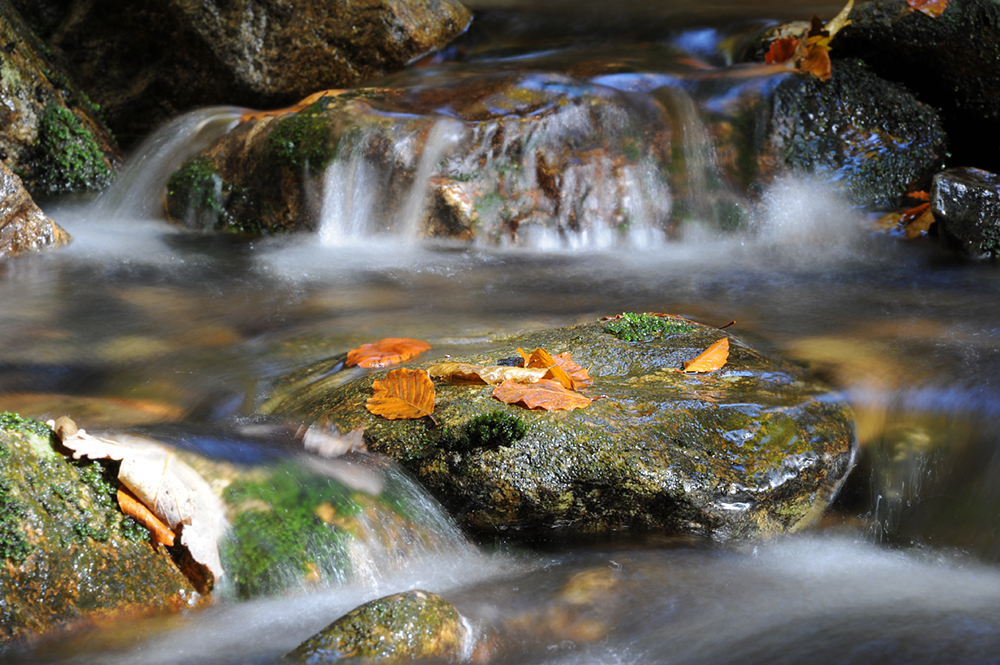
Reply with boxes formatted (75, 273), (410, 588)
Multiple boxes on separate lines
(0, 161), (70, 257)
(271, 317), (857, 541)
(0, 413), (199, 648)
(286, 590), (469, 663)
(930, 167), (1000, 259)
(164, 50), (944, 242)
(834, 0), (1000, 173)
(0, 3), (119, 197)
(26, 0), (471, 146)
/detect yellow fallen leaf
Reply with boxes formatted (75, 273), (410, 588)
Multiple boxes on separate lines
(366, 368), (436, 422)
(427, 362), (549, 385)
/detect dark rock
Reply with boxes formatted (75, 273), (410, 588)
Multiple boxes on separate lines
(33, 0), (472, 147)
(0, 413), (199, 647)
(930, 167), (1000, 258)
(0, 3), (119, 197)
(0, 160), (70, 258)
(833, 0), (1000, 173)
(270, 317), (857, 541)
(165, 57), (944, 241)
(708, 59), (946, 207)
(286, 590), (469, 663)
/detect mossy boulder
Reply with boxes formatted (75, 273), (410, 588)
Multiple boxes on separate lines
(286, 590), (469, 663)
(270, 318), (857, 541)
(0, 3), (119, 197)
(0, 160), (70, 258)
(23, 0), (471, 146)
(833, 0), (1000, 173)
(0, 413), (198, 648)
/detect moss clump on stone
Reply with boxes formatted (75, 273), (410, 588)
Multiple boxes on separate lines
(220, 462), (359, 599)
(35, 102), (114, 195)
(266, 108), (336, 175)
(464, 410), (528, 450)
(166, 156), (229, 230)
(604, 312), (696, 342)
(0, 478), (32, 562)
(0, 412), (52, 440)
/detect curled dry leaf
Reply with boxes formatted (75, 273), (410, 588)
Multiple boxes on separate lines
(427, 361), (549, 385)
(53, 419), (228, 581)
(492, 378), (594, 411)
(366, 368), (436, 423)
(117, 486), (175, 546)
(682, 337), (730, 373)
(517, 347), (592, 390)
(346, 338), (432, 368)
(240, 89), (346, 122)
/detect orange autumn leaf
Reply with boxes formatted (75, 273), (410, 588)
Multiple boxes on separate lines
(240, 89), (346, 122)
(117, 486), (175, 546)
(765, 37), (800, 64)
(427, 361), (549, 385)
(366, 368), (436, 422)
(682, 337), (730, 373)
(798, 39), (833, 81)
(346, 338), (432, 368)
(908, 0), (950, 18)
(492, 378), (593, 411)
(517, 347), (591, 390)
(553, 352), (593, 389)
(903, 203), (936, 238)
(906, 190), (931, 201)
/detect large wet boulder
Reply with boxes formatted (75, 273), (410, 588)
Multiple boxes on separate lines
(930, 167), (1000, 258)
(0, 161), (70, 258)
(0, 414), (199, 648)
(25, 0), (472, 146)
(270, 317), (857, 541)
(286, 590), (469, 663)
(165, 56), (944, 242)
(833, 0), (1000, 174)
(0, 3), (119, 197)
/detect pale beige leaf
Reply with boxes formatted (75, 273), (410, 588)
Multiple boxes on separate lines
(55, 421), (227, 581)
(427, 361), (549, 385)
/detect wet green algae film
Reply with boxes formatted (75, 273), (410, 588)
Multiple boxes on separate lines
(275, 318), (857, 541)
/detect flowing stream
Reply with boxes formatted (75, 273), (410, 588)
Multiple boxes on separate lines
(6, 4), (1000, 664)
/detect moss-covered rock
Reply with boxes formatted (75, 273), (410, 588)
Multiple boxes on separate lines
(270, 318), (857, 542)
(286, 590), (468, 663)
(0, 413), (198, 647)
(0, 3), (119, 197)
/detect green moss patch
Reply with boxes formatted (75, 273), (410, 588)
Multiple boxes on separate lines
(266, 109), (337, 175)
(604, 312), (696, 341)
(35, 103), (114, 195)
(166, 156), (229, 230)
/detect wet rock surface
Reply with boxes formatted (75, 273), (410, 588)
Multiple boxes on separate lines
(26, 0), (471, 146)
(0, 161), (70, 258)
(833, 0), (1000, 174)
(165, 53), (945, 241)
(930, 167), (1000, 259)
(286, 589), (468, 663)
(0, 3), (119, 197)
(0, 414), (199, 647)
(272, 318), (857, 541)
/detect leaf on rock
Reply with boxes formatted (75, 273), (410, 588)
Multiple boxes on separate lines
(427, 361), (549, 385)
(54, 419), (228, 581)
(765, 37), (800, 64)
(366, 368), (436, 422)
(798, 38), (833, 81)
(493, 378), (593, 411)
(346, 338), (432, 368)
(516, 347), (590, 390)
(117, 486), (175, 546)
(903, 203), (936, 238)
(908, 0), (950, 18)
(682, 337), (730, 373)
(240, 89), (345, 122)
